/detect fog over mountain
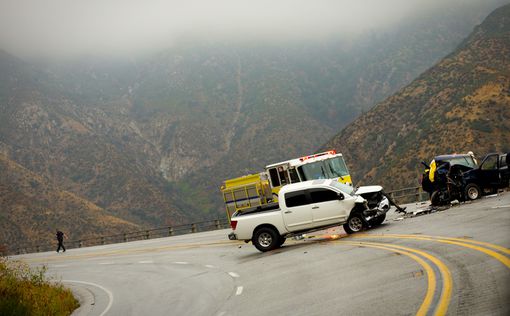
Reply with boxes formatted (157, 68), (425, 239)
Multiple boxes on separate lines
(0, 0), (503, 59)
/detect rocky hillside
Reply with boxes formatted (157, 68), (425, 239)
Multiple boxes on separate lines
(0, 1), (506, 248)
(0, 153), (139, 251)
(324, 4), (510, 190)
(0, 51), (193, 229)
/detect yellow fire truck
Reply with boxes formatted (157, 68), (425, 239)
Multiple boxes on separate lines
(220, 150), (352, 220)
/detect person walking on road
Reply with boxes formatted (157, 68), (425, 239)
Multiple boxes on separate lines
(56, 230), (67, 253)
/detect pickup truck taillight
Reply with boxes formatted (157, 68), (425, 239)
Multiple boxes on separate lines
(230, 220), (238, 230)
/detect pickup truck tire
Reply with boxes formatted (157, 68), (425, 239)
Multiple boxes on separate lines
(465, 183), (481, 200)
(253, 227), (279, 252)
(343, 214), (365, 234)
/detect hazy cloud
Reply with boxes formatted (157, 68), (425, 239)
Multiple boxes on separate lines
(0, 0), (500, 58)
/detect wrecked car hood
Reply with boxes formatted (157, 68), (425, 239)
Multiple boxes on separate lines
(355, 185), (383, 195)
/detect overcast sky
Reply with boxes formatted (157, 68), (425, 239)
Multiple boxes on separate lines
(0, 0), (501, 59)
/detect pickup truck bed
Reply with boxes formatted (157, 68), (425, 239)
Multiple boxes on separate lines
(234, 202), (279, 217)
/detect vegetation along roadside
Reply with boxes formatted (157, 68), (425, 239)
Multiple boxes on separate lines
(0, 257), (78, 316)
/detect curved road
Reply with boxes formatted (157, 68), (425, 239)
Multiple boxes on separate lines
(16, 193), (510, 315)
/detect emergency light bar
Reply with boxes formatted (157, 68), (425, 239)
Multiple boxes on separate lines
(299, 150), (337, 161)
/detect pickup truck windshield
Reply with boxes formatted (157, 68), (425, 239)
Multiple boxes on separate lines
(330, 180), (355, 195)
(298, 157), (349, 181)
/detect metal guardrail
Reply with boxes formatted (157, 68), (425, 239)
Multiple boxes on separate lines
(3, 187), (431, 256)
(5, 218), (230, 256)
(386, 186), (429, 205)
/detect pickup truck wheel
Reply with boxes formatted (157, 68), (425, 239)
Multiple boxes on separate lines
(465, 183), (481, 200)
(344, 214), (365, 234)
(253, 227), (279, 252)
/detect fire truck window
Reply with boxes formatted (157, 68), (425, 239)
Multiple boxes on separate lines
(289, 168), (300, 183)
(285, 191), (308, 207)
(278, 169), (289, 185)
(297, 167), (307, 181)
(268, 168), (280, 187)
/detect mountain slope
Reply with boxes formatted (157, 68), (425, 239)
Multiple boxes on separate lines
(323, 4), (510, 190)
(0, 51), (195, 229)
(0, 153), (140, 251)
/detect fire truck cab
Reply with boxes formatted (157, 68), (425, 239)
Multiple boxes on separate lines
(265, 150), (352, 198)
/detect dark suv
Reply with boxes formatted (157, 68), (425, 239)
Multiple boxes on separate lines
(421, 154), (477, 205)
(421, 152), (509, 205)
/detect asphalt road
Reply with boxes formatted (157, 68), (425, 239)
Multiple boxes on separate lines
(15, 192), (510, 316)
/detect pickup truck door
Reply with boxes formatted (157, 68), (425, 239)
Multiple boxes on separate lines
(282, 190), (314, 231)
(307, 188), (350, 226)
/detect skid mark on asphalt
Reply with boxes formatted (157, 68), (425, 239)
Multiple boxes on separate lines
(354, 234), (510, 269)
(168, 262), (244, 298)
(491, 205), (510, 209)
(337, 241), (451, 316)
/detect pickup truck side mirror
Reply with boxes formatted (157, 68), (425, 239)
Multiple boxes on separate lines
(337, 193), (344, 200)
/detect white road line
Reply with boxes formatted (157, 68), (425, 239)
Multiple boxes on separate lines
(205, 264), (216, 268)
(63, 280), (113, 316)
(236, 286), (243, 296)
(98, 262), (114, 265)
(138, 260), (153, 264)
(52, 264), (69, 268)
(228, 272), (240, 278)
(173, 261), (189, 265)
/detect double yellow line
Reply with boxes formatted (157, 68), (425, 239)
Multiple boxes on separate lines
(336, 240), (451, 316)
(336, 233), (510, 316)
(354, 234), (510, 268)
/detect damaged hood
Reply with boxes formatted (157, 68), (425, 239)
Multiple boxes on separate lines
(355, 185), (383, 195)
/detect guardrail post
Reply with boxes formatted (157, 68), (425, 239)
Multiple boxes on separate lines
(78, 240), (82, 248)
(215, 219), (221, 230)
(191, 223), (197, 233)
(146, 230), (150, 239)
(420, 187), (426, 202)
(168, 227), (173, 236)
(101, 237), (105, 245)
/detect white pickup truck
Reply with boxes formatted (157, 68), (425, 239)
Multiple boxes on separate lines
(228, 179), (390, 252)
